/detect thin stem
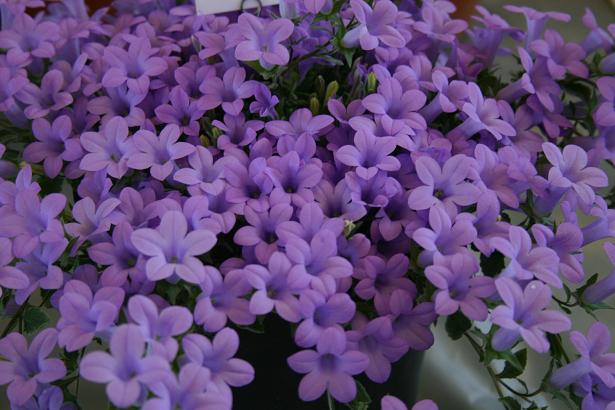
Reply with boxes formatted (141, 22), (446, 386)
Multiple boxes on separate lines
(464, 333), (505, 400)
(1, 299), (29, 338)
(327, 392), (336, 410)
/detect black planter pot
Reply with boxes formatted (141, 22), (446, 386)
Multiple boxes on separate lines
(234, 315), (423, 410)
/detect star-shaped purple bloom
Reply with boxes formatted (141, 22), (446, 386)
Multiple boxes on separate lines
(127, 124), (195, 181)
(491, 225), (562, 288)
(287, 327), (369, 403)
(127, 295), (193, 361)
(425, 253), (494, 320)
(0, 329), (66, 406)
(407, 154), (480, 213)
(80, 116), (136, 179)
(155, 86), (205, 137)
(182, 328), (254, 400)
(102, 37), (167, 96)
(491, 278), (571, 353)
(235, 13), (294, 68)
(80, 324), (170, 408)
(543, 142), (608, 209)
(551, 322), (615, 389)
(57, 280), (124, 352)
(342, 0), (405, 51)
(131, 210), (217, 284)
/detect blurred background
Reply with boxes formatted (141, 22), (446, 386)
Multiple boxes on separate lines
(2, 0), (615, 409)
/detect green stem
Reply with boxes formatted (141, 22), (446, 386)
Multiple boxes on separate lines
(327, 392), (336, 410)
(464, 333), (505, 400)
(1, 299), (29, 338)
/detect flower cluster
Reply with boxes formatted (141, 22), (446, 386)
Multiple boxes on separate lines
(0, 0), (615, 409)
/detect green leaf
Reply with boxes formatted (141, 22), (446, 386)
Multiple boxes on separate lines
(480, 251), (505, 277)
(345, 381), (371, 410)
(498, 349), (527, 379)
(499, 397), (522, 410)
(23, 307), (49, 334)
(445, 311), (472, 340)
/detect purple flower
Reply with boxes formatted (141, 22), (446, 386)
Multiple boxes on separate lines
(382, 396), (439, 410)
(234, 203), (293, 263)
(295, 288), (356, 348)
(412, 205), (477, 265)
(0, 190), (66, 258)
(503, 5), (570, 46)
(80, 324), (170, 408)
(199, 67), (254, 115)
(127, 124), (195, 181)
(155, 86), (205, 137)
(362, 76), (426, 130)
(452, 82), (516, 140)
(336, 131), (400, 178)
(584, 243), (615, 304)
(0, 68), (27, 113)
(174, 147), (224, 196)
(194, 267), (255, 332)
(407, 154), (479, 212)
(551, 322), (615, 389)
(425, 253), (494, 320)
(243, 251), (308, 322)
(388, 290), (436, 351)
(0, 13), (59, 60)
(354, 254), (415, 314)
(0, 238), (28, 297)
(213, 113), (264, 150)
(347, 315), (407, 383)
(250, 82), (279, 118)
(491, 278), (571, 353)
(57, 280), (124, 352)
(17, 69), (73, 119)
(473, 144), (519, 209)
(491, 225), (562, 288)
(595, 77), (615, 128)
(287, 327), (369, 403)
(277, 201), (344, 245)
(22, 115), (81, 178)
(87, 85), (146, 127)
(265, 108), (333, 139)
(266, 152), (323, 206)
(235, 14), (294, 68)
(102, 37), (167, 95)
(531, 29), (588, 80)
(131, 210), (217, 284)
(285, 230), (353, 289)
(343, 0), (405, 50)
(413, 2), (467, 43)
(419, 71), (468, 122)
(496, 48), (560, 112)
(80, 116), (136, 179)
(182, 328), (254, 399)
(543, 142), (608, 208)
(14, 240), (66, 305)
(142, 363), (223, 410)
(127, 295), (193, 361)
(65, 197), (121, 250)
(0, 329), (66, 406)
(531, 222), (584, 283)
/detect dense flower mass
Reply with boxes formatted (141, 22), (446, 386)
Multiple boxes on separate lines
(0, 0), (615, 409)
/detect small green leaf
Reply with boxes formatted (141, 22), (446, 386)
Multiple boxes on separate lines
(498, 349), (527, 379)
(445, 311), (472, 340)
(499, 397), (522, 410)
(345, 381), (370, 410)
(23, 307), (49, 334)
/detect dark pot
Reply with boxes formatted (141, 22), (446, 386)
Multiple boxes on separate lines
(234, 315), (423, 410)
